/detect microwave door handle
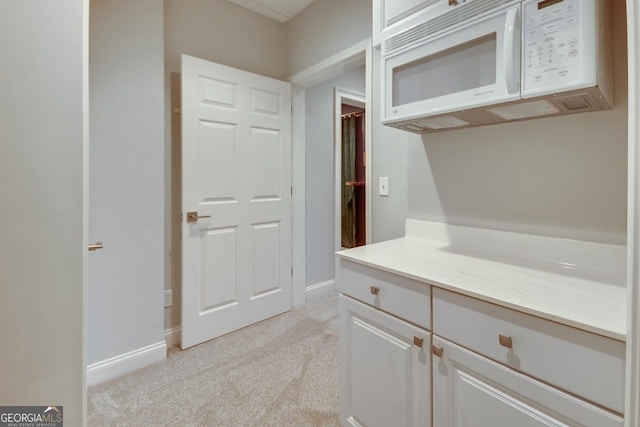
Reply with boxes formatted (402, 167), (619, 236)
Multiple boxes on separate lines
(503, 6), (521, 94)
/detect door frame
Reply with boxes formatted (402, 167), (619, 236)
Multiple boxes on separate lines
(289, 39), (373, 307)
(334, 88), (368, 255)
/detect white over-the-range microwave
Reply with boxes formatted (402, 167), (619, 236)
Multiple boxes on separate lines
(382, 0), (613, 134)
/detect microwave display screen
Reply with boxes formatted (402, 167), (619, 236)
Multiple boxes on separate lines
(392, 33), (497, 107)
(538, 0), (564, 10)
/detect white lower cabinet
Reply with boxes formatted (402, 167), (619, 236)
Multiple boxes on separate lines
(337, 260), (625, 427)
(339, 294), (431, 427)
(432, 336), (624, 427)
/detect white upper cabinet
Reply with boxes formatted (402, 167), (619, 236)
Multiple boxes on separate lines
(373, 0), (441, 47)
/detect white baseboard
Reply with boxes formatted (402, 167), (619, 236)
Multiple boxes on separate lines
(164, 326), (181, 348)
(306, 279), (335, 300)
(86, 341), (166, 387)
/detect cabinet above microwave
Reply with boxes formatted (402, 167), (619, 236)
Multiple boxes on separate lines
(372, 0), (517, 49)
(373, 0), (438, 48)
(379, 0), (613, 134)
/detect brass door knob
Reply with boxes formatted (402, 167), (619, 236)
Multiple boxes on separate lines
(186, 211), (212, 223)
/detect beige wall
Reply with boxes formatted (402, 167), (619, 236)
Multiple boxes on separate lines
(406, 1), (628, 244)
(285, 0), (372, 77)
(89, 0), (165, 364)
(371, 46), (413, 242)
(0, 0), (86, 424)
(164, 0), (287, 79)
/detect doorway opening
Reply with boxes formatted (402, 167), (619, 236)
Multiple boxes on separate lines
(334, 88), (367, 253)
(290, 40), (373, 306)
(340, 103), (366, 248)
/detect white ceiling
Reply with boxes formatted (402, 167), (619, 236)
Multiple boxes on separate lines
(227, 0), (316, 23)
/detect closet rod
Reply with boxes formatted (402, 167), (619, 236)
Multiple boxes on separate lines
(341, 111), (364, 119)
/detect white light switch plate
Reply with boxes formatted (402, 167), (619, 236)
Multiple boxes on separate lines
(379, 177), (389, 197)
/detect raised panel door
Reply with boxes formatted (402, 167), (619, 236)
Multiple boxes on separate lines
(432, 336), (623, 427)
(339, 294), (430, 427)
(181, 54), (292, 349)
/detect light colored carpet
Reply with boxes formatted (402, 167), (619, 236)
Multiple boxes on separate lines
(88, 291), (340, 426)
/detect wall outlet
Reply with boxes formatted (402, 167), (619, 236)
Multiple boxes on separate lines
(379, 177), (389, 197)
(164, 290), (173, 308)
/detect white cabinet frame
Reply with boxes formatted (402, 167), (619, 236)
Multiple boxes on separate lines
(625, 1), (640, 425)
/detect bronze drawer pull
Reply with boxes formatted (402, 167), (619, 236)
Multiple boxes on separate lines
(432, 345), (444, 357)
(370, 286), (380, 296)
(499, 334), (513, 349)
(413, 337), (424, 348)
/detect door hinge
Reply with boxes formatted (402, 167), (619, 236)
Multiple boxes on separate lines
(291, 268), (293, 277)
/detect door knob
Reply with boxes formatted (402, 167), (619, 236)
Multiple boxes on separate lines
(88, 242), (104, 251)
(186, 211), (212, 223)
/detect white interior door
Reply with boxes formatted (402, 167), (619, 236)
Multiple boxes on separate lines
(181, 54), (292, 349)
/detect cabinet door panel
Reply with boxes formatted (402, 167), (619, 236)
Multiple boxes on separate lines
(382, 0), (434, 27)
(373, 0), (442, 47)
(340, 295), (430, 427)
(432, 336), (623, 427)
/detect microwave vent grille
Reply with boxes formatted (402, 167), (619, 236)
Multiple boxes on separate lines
(401, 123), (428, 133)
(486, 100), (561, 120)
(383, 0), (515, 56)
(415, 116), (470, 130)
(559, 95), (593, 111)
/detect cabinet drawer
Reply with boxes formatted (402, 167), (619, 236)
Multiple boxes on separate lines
(337, 259), (431, 330)
(432, 288), (625, 414)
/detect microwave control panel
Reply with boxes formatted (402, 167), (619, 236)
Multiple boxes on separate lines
(522, 0), (597, 97)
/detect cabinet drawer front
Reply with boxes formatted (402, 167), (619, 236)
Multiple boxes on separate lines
(432, 336), (624, 427)
(432, 288), (625, 414)
(339, 295), (431, 427)
(338, 259), (431, 329)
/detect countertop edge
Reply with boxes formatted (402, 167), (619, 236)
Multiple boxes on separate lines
(336, 248), (626, 343)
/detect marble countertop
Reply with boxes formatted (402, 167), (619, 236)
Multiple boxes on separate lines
(336, 221), (627, 342)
